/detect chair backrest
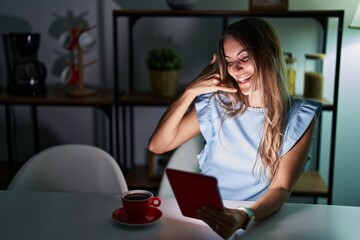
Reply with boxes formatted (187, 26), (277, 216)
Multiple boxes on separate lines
(7, 144), (128, 194)
(158, 135), (204, 198)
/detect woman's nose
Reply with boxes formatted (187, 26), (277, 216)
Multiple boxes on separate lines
(232, 62), (243, 74)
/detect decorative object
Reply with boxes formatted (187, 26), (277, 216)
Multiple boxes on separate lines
(284, 52), (297, 96)
(148, 151), (173, 179)
(249, 0), (288, 11)
(166, 0), (199, 10)
(146, 48), (181, 98)
(59, 24), (97, 97)
(304, 53), (325, 100)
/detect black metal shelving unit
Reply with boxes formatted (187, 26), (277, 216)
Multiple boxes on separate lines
(113, 10), (344, 204)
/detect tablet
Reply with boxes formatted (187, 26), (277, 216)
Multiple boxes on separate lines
(165, 168), (224, 219)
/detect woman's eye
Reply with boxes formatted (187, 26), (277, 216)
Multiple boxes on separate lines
(227, 61), (234, 66)
(241, 56), (249, 62)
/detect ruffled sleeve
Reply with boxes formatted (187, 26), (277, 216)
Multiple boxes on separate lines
(194, 93), (220, 166)
(280, 99), (322, 157)
(194, 93), (215, 142)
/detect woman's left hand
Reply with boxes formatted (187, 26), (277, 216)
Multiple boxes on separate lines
(197, 206), (246, 239)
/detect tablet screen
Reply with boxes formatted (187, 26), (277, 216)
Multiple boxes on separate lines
(166, 168), (224, 219)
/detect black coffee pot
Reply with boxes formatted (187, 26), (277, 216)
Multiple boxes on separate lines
(2, 33), (47, 95)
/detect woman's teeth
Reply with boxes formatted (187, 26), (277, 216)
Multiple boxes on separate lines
(238, 74), (252, 83)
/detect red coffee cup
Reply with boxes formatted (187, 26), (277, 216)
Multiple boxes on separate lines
(121, 190), (161, 219)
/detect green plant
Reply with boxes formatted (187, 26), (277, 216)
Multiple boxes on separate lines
(146, 48), (182, 71)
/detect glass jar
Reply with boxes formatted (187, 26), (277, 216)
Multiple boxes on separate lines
(284, 52), (297, 96)
(304, 53), (325, 99)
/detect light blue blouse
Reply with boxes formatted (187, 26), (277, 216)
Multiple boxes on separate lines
(195, 93), (322, 201)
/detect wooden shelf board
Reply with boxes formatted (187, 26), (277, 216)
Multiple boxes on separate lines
(0, 87), (114, 106)
(292, 171), (328, 197)
(117, 91), (177, 106)
(117, 91), (333, 110)
(125, 166), (161, 190)
(295, 95), (333, 110)
(113, 10), (344, 19)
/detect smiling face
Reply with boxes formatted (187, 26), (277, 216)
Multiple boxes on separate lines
(219, 18), (287, 108)
(223, 36), (256, 96)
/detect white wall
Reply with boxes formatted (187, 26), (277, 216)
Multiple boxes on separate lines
(1, 0), (359, 207)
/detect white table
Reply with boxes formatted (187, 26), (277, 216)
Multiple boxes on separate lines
(0, 190), (359, 240)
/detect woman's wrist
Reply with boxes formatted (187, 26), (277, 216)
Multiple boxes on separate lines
(236, 206), (256, 230)
(235, 209), (249, 229)
(183, 86), (201, 100)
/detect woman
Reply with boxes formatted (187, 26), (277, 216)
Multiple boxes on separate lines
(148, 17), (321, 239)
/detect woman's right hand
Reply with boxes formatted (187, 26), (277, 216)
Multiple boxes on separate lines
(186, 54), (237, 96)
(149, 54), (237, 154)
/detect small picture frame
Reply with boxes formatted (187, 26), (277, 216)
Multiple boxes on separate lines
(249, 0), (288, 11)
(148, 151), (173, 179)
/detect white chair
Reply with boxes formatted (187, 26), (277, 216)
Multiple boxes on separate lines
(158, 135), (204, 198)
(7, 144), (128, 194)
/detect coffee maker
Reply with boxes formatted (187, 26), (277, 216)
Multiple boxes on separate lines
(2, 33), (47, 95)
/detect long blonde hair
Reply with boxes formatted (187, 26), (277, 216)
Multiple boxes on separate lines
(217, 18), (290, 180)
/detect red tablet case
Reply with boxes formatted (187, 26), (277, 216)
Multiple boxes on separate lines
(166, 168), (224, 219)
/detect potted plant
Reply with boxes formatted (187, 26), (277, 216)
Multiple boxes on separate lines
(146, 48), (182, 98)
